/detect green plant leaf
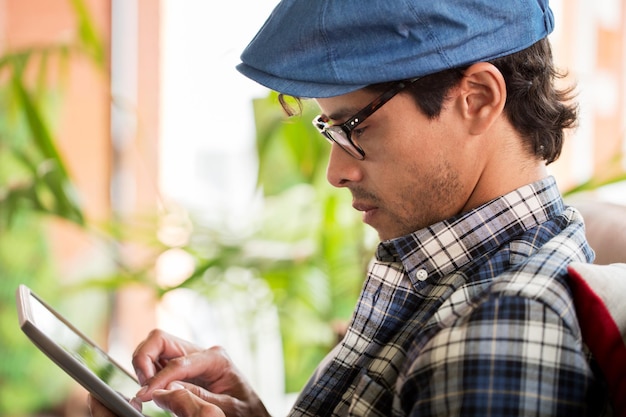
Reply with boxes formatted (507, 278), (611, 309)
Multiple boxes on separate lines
(9, 73), (84, 225)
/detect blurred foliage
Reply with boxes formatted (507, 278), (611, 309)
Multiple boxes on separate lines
(0, 0), (105, 227)
(0, 51), (84, 226)
(0, 0), (105, 415)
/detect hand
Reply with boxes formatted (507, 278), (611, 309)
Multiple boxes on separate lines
(132, 329), (270, 417)
(131, 329), (204, 386)
(87, 395), (115, 417)
(150, 381), (227, 417)
(87, 388), (227, 417)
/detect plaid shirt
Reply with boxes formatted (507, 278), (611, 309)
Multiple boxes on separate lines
(288, 177), (610, 417)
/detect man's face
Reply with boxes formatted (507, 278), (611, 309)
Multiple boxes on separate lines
(316, 87), (481, 241)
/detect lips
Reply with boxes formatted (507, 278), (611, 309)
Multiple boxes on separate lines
(352, 201), (379, 225)
(352, 201), (377, 213)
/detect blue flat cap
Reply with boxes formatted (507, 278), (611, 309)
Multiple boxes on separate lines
(237, 0), (554, 98)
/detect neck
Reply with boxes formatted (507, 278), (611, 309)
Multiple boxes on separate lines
(462, 125), (550, 213)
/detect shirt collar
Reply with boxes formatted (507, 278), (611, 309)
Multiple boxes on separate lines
(377, 176), (564, 285)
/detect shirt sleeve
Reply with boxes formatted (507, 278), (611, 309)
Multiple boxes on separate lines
(399, 295), (602, 417)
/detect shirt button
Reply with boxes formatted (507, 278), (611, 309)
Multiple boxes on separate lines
(415, 269), (428, 281)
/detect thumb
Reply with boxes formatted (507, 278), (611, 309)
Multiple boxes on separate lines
(152, 383), (225, 417)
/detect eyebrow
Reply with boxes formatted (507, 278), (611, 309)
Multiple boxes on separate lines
(323, 106), (362, 123)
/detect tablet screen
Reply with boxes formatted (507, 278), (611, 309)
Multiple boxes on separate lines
(29, 293), (141, 401)
(19, 286), (169, 417)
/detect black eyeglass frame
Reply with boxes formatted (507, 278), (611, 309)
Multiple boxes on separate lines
(312, 78), (419, 160)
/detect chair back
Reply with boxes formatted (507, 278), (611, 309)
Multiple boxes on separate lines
(568, 262), (626, 417)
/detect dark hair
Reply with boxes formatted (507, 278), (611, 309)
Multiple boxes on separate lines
(494, 38), (578, 164)
(366, 38), (578, 164)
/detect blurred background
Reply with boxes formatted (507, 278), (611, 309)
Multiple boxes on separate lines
(0, 1), (624, 416)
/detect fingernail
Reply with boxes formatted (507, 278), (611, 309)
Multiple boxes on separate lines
(136, 369), (146, 385)
(129, 397), (143, 412)
(136, 386), (149, 397)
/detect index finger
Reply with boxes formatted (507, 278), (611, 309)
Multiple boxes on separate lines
(132, 329), (202, 385)
(134, 346), (234, 403)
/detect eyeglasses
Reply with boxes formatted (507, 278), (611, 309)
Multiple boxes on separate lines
(312, 78), (419, 160)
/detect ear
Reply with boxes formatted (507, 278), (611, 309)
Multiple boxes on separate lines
(456, 62), (507, 135)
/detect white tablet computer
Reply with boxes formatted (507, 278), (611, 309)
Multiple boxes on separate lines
(16, 284), (170, 417)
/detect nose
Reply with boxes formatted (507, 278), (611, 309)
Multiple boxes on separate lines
(326, 144), (363, 188)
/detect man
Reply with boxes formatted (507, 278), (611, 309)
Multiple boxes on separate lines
(90, 0), (611, 416)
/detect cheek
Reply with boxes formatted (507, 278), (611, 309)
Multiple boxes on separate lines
(396, 155), (465, 227)
(395, 117), (444, 157)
